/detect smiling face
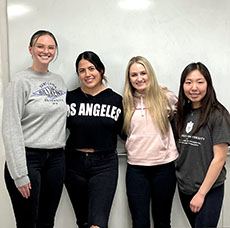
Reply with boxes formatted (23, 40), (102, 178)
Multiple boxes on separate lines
(183, 69), (208, 108)
(78, 59), (103, 92)
(29, 34), (56, 69)
(129, 62), (148, 93)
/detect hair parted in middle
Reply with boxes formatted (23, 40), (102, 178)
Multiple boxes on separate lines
(75, 51), (107, 83)
(29, 30), (59, 60)
(175, 62), (230, 138)
(123, 56), (172, 135)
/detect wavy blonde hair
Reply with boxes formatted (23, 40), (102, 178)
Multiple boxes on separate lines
(123, 56), (172, 135)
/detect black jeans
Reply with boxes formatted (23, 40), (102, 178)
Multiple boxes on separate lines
(178, 184), (224, 228)
(4, 147), (65, 228)
(126, 162), (176, 228)
(65, 149), (118, 228)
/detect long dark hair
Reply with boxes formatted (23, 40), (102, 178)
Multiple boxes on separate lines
(75, 51), (107, 82)
(175, 62), (230, 138)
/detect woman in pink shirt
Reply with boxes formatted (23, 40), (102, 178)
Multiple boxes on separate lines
(123, 56), (178, 228)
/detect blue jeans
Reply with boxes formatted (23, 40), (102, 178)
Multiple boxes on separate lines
(126, 162), (176, 228)
(65, 149), (118, 228)
(178, 184), (224, 228)
(4, 147), (65, 228)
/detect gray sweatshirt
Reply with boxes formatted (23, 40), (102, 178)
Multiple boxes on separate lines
(2, 69), (67, 187)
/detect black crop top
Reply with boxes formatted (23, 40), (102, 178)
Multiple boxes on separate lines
(66, 87), (123, 153)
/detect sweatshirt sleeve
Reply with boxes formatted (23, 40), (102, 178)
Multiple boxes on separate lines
(2, 80), (30, 187)
(164, 88), (178, 118)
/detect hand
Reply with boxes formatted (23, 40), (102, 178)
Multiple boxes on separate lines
(17, 183), (31, 199)
(190, 192), (205, 213)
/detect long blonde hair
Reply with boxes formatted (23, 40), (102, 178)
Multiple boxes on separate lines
(123, 56), (172, 135)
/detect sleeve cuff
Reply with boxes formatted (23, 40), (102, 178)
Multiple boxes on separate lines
(14, 175), (30, 188)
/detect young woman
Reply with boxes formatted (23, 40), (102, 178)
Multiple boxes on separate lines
(175, 62), (230, 228)
(2, 30), (67, 228)
(65, 51), (123, 228)
(123, 56), (178, 228)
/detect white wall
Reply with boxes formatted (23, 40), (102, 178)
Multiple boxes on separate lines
(6, 0), (230, 111)
(0, 0), (13, 228)
(1, 0), (230, 227)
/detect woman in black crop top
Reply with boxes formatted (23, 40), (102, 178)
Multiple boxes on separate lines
(65, 51), (123, 228)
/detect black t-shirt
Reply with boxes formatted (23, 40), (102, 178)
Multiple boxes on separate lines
(66, 87), (123, 153)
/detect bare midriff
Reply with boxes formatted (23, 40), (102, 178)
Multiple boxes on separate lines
(76, 148), (95, 152)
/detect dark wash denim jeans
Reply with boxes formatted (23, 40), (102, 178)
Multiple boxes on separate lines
(126, 161), (176, 228)
(65, 149), (118, 228)
(178, 184), (224, 228)
(4, 147), (65, 228)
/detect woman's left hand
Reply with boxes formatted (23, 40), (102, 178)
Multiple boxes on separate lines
(17, 183), (31, 199)
(189, 143), (228, 214)
(190, 192), (205, 213)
